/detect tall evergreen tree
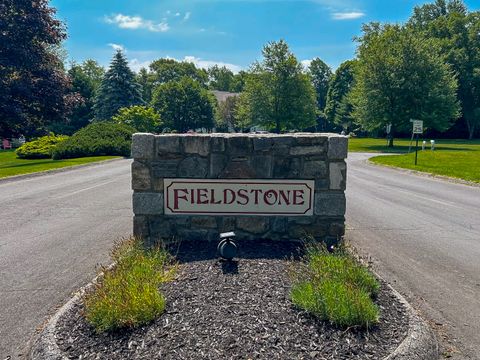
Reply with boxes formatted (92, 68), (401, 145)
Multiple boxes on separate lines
(137, 68), (153, 104)
(324, 60), (356, 131)
(308, 58), (333, 130)
(94, 51), (144, 120)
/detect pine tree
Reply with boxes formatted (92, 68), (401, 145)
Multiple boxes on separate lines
(94, 51), (144, 120)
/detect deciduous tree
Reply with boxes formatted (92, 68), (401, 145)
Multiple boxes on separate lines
(237, 40), (317, 132)
(216, 95), (240, 131)
(112, 106), (161, 133)
(151, 77), (215, 132)
(351, 24), (460, 146)
(0, 0), (71, 138)
(208, 65), (235, 91)
(50, 60), (105, 134)
(408, 0), (480, 139)
(148, 59), (208, 87)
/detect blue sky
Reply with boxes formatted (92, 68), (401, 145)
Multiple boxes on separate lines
(52, 0), (479, 72)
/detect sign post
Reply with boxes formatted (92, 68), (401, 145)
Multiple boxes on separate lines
(386, 123), (392, 146)
(411, 120), (423, 165)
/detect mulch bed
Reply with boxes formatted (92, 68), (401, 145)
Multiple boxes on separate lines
(55, 240), (408, 359)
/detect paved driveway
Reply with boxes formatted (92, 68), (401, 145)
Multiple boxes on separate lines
(0, 160), (133, 359)
(346, 153), (480, 359)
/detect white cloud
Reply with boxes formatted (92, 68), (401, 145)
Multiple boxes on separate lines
(301, 59), (312, 68)
(108, 43), (125, 52)
(105, 13), (169, 32)
(183, 12), (191, 21)
(175, 12), (181, 17)
(129, 58), (152, 72)
(331, 11), (365, 20)
(182, 56), (242, 73)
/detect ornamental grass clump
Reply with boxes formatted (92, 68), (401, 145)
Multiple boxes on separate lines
(291, 245), (380, 328)
(83, 238), (176, 333)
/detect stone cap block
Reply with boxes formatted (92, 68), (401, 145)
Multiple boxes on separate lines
(327, 135), (348, 160)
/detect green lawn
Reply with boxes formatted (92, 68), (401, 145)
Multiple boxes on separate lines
(348, 138), (480, 183)
(0, 149), (121, 179)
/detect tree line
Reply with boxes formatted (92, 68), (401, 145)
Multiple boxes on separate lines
(1, 0), (478, 141)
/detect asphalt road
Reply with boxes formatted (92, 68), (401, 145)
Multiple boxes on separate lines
(0, 159), (133, 359)
(346, 153), (480, 360)
(1, 154), (479, 359)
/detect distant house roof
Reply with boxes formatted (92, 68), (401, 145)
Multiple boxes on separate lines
(211, 90), (240, 103)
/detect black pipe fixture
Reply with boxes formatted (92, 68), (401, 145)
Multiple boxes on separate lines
(218, 231), (237, 260)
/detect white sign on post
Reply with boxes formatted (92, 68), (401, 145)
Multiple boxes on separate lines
(412, 120), (423, 134)
(164, 179), (315, 216)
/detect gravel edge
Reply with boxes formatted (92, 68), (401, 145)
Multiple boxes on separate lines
(0, 157), (125, 184)
(27, 264), (438, 360)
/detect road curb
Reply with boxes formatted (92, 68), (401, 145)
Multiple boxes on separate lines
(28, 288), (84, 360)
(0, 157), (126, 184)
(28, 266), (439, 360)
(382, 282), (439, 360)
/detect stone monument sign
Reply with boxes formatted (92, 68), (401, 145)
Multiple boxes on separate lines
(131, 133), (347, 244)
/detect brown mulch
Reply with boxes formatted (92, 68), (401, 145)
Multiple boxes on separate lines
(55, 240), (408, 359)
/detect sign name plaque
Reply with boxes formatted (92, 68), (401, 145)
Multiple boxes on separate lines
(164, 179), (315, 216)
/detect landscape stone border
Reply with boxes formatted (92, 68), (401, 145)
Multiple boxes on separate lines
(27, 265), (439, 360)
(131, 133), (348, 245)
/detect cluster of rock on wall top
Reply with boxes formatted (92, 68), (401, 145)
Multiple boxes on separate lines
(131, 133), (347, 245)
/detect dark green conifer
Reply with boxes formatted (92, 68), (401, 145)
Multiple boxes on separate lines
(94, 51), (144, 120)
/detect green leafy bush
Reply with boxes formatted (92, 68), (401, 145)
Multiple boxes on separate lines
(52, 122), (135, 159)
(15, 135), (68, 159)
(84, 238), (176, 333)
(112, 105), (162, 133)
(291, 246), (380, 328)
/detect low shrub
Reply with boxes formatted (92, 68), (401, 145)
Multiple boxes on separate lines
(290, 245), (380, 328)
(112, 106), (162, 133)
(83, 238), (176, 333)
(52, 122), (135, 159)
(15, 135), (68, 159)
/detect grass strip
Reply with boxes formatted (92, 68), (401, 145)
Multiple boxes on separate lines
(83, 238), (176, 333)
(0, 149), (120, 179)
(370, 150), (480, 183)
(291, 245), (380, 328)
(348, 138), (480, 153)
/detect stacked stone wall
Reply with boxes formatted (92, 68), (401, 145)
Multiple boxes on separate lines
(131, 133), (347, 244)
